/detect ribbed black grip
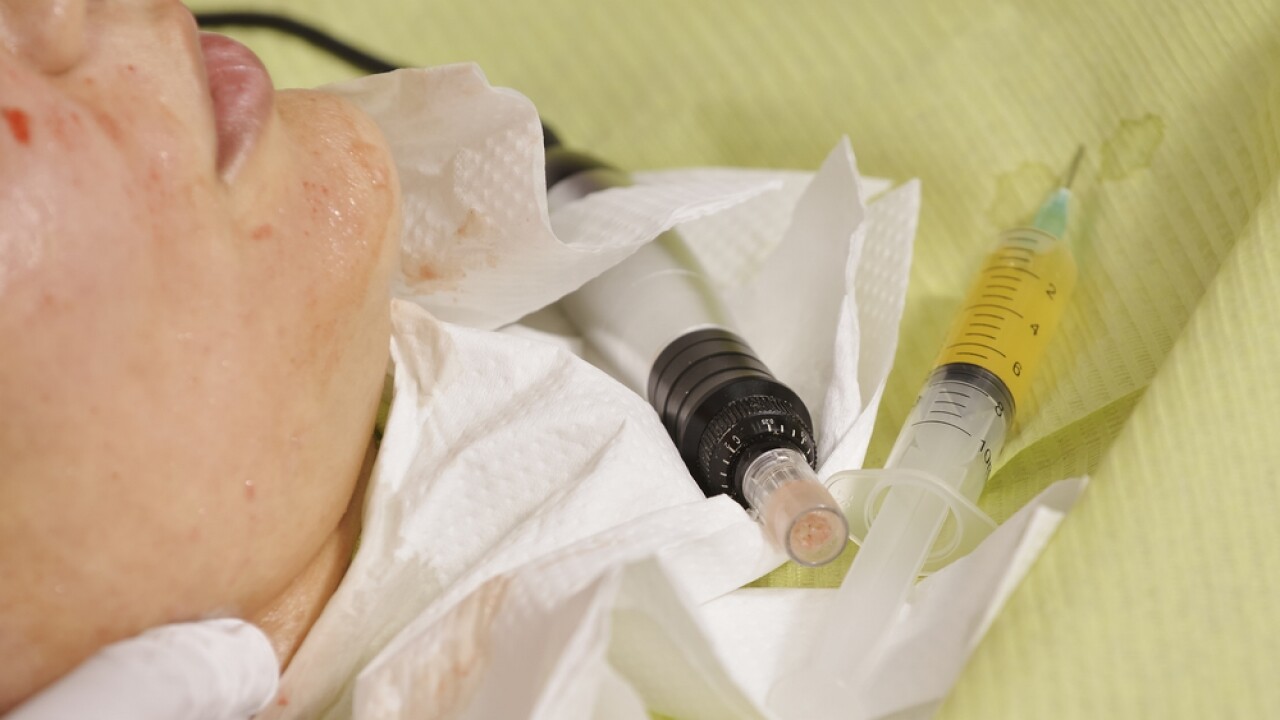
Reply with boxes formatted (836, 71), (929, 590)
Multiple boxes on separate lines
(648, 328), (815, 503)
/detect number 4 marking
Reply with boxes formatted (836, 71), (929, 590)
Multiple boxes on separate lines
(1031, 323), (1040, 336)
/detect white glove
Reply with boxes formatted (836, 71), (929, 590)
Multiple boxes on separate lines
(7, 619), (279, 720)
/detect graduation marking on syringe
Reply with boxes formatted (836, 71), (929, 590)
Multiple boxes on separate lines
(911, 419), (974, 436)
(984, 265), (1040, 279)
(965, 303), (1024, 318)
(948, 342), (1007, 357)
(995, 254), (1032, 264)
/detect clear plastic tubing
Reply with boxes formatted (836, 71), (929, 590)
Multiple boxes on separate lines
(546, 146), (848, 566)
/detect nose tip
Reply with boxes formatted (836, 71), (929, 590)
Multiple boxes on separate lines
(0, 0), (89, 74)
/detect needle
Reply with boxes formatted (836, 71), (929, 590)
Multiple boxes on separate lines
(1063, 144), (1086, 188)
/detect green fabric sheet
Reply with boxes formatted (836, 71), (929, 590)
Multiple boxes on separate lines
(189, 0), (1280, 714)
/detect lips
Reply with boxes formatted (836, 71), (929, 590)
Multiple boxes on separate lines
(198, 32), (274, 179)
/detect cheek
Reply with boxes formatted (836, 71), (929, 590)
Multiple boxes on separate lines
(253, 91), (399, 307)
(0, 104), (133, 315)
(0, 78), (218, 342)
(298, 124), (395, 280)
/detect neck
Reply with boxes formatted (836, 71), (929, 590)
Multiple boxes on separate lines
(248, 436), (375, 667)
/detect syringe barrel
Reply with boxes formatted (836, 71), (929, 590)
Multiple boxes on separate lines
(882, 224), (1074, 506)
(768, 187), (1081, 713)
(887, 364), (1011, 503)
(933, 227), (1077, 412)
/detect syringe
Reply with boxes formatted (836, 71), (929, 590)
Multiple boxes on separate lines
(769, 148), (1083, 716)
(545, 145), (849, 567)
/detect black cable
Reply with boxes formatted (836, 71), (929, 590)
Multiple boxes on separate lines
(194, 11), (402, 74)
(193, 11), (562, 148)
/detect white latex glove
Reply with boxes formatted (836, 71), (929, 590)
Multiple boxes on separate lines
(7, 619), (279, 720)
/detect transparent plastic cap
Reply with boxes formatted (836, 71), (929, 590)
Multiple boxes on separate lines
(743, 448), (849, 566)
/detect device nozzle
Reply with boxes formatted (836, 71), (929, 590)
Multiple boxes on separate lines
(743, 448), (849, 566)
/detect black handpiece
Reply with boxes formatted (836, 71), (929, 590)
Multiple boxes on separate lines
(546, 145), (848, 566)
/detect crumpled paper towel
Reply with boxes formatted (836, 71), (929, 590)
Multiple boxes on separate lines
(326, 64), (783, 330)
(258, 63), (1083, 720)
(698, 478), (1088, 719)
(268, 301), (779, 720)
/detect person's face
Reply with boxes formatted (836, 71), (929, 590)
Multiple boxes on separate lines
(0, 0), (401, 707)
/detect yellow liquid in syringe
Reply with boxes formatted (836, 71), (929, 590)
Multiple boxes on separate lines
(935, 227), (1077, 408)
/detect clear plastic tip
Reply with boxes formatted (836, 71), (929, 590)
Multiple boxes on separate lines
(743, 448), (849, 566)
(1031, 188), (1071, 238)
(1031, 145), (1084, 238)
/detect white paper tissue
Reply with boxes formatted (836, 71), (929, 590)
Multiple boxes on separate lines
(260, 63), (1085, 720)
(326, 65), (783, 331)
(697, 478), (1087, 719)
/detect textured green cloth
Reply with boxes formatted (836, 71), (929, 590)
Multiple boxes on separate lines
(191, 0), (1280, 714)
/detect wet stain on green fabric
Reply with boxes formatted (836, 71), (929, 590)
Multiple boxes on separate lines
(987, 161), (1056, 228)
(1099, 114), (1165, 180)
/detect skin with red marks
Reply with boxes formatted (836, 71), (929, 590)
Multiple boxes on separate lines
(2, 106), (28, 144)
(0, 0), (402, 710)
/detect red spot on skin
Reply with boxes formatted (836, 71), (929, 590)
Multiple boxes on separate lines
(276, 694), (289, 707)
(126, 64), (137, 73)
(3, 108), (31, 145)
(251, 223), (274, 241)
(244, 480), (256, 500)
(48, 110), (85, 146)
(415, 262), (439, 281)
(92, 109), (124, 143)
